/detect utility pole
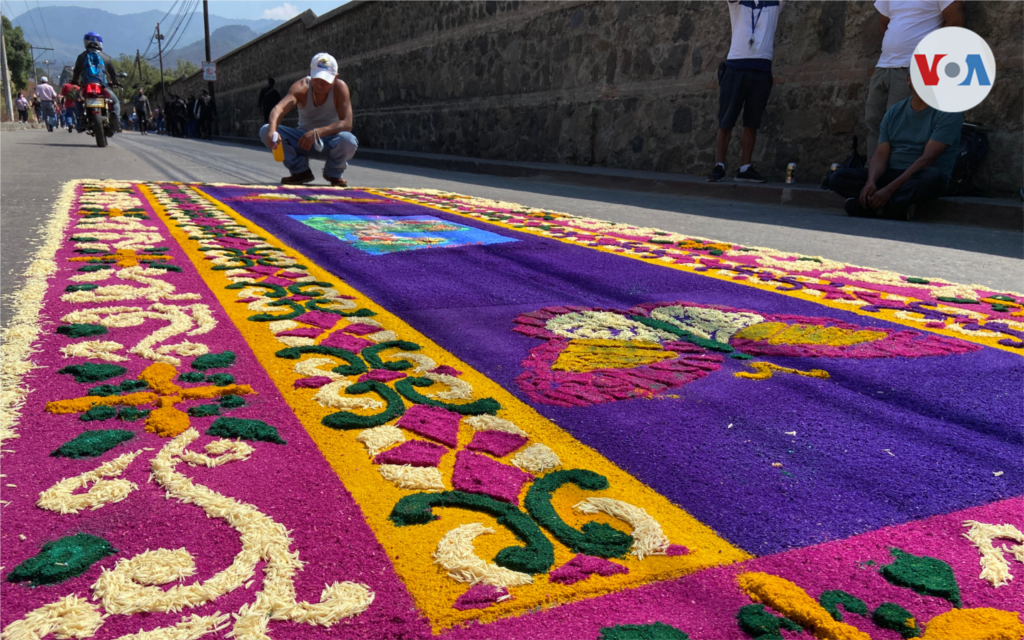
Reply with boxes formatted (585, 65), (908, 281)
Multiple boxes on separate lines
(1, 13), (13, 120)
(202, 0), (217, 136)
(29, 45), (53, 85)
(136, 49), (142, 88)
(155, 23), (166, 108)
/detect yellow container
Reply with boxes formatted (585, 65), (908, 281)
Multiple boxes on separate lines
(272, 140), (285, 162)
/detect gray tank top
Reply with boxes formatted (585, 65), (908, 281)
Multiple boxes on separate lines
(297, 76), (337, 131)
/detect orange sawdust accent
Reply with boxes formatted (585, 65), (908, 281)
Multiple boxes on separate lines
(734, 322), (887, 347)
(68, 249), (172, 268)
(737, 572), (871, 640)
(734, 362), (831, 381)
(921, 608), (1024, 640)
(551, 339), (676, 373)
(677, 239), (733, 252)
(45, 363), (254, 437)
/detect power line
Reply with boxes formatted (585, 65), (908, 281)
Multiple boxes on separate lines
(34, 0), (53, 53)
(146, 0), (194, 62)
(21, 1), (44, 53)
(162, 0), (201, 59)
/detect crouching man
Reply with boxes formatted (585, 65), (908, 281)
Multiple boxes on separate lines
(828, 75), (961, 220)
(260, 53), (358, 186)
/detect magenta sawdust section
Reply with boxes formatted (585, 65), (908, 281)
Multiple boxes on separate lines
(2, 180), (1021, 640)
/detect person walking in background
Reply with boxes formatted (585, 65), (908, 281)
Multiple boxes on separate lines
(197, 88), (216, 140)
(60, 83), (78, 132)
(35, 77), (58, 132)
(30, 95), (41, 123)
(134, 88), (152, 135)
(828, 75), (961, 221)
(707, 0), (784, 184)
(15, 92), (29, 123)
(186, 94), (198, 138)
(865, 0), (963, 158)
(258, 77), (280, 124)
(154, 106), (164, 134)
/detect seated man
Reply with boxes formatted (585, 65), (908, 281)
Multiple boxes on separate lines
(260, 53), (358, 186)
(828, 75), (961, 220)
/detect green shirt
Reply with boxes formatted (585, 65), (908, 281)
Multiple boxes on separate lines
(879, 98), (962, 179)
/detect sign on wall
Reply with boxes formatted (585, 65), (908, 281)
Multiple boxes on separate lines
(202, 62), (217, 82)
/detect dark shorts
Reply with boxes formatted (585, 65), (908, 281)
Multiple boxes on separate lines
(717, 66), (773, 130)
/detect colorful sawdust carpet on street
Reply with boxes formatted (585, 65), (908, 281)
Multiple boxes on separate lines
(1, 180), (1021, 640)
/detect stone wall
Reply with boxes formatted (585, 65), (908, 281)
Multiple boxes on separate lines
(167, 1), (1023, 193)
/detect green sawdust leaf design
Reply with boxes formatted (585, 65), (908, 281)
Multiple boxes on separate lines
(191, 351), (237, 370)
(206, 417), (285, 444)
(389, 491), (554, 575)
(598, 622), (691, 640)
(51, 429), (135, 458)
(275, 345), (367, 376)
(819, 590), (867, 622)
(880, 548), (962, 607)
(524, 470), (634, 558)
(322, 380), (404, 429)
(81, 405), (118, 422)
(58, 363), (127, 383)
(57, 314), (105, 328)
(872, 602), (921, 639)
(395, 377), (501, 415)
(736, 604), (802, 638)
(6, 534), (117, 586)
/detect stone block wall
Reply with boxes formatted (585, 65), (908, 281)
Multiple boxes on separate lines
(167, 1), (1023, 193)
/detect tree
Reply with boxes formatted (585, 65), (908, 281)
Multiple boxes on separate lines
(172, 58), (199, 80)
(3, 15), (33, 91)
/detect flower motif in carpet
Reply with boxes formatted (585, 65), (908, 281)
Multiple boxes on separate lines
(515, 301), (982, 406)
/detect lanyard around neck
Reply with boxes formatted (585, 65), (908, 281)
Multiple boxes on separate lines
(750, 2), (764, 45)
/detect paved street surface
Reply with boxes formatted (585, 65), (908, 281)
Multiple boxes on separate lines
(2, 128), (1021, 326)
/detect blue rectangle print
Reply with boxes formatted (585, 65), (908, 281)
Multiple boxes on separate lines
(290, 214), (515, 255)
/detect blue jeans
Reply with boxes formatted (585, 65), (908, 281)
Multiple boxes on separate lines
(259, 124), (358, 179)
(40, 101), (56, 130)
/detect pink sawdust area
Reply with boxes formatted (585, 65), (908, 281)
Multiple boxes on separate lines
(2, 181), (1021, 640)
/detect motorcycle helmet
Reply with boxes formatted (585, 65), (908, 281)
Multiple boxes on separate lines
(84, 32), (103, 51)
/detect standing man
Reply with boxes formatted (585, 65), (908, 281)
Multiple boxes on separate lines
(197, 89), (216, 140)
(260, 53), (358, 187)
(134, 88), (152, 135)
(258, 77), (280, 124)
(60, 83), (78, 132)
(35, 77), (58, 132)
(865, 1), (963, 158)
(828, 75), (961, 220)
(707, 0), (784, 183)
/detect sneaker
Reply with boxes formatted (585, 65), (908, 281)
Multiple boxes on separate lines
(324, 174), (348, 187)
(844, 197), (874, 218)
(281, 169), (315, 185)
(735, 166), (767, 183)
(707, 164), (726, 182)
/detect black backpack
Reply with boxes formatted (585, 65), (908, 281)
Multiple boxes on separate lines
(822, 135), (865, 189)
(947, 123), (988, 196)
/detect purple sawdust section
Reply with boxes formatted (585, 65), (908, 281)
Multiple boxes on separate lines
(453, 585), (510, 610)
(0, 185), (428, 639)
(466, 430), (528, 457)
(397, 404), (461, 447)
(203, 185), (1024, 555)
(452, 450), (534, 503)
(374, 440), (448, 467)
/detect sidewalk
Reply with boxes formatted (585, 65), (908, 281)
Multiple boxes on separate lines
(354, 148), (1023, 232)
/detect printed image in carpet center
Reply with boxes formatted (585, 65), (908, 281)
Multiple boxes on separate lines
(291, 213), (516, 255)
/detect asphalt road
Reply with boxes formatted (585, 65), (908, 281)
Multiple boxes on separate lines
(2, 128), (1021, 327)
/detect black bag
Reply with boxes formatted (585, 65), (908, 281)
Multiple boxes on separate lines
(821, 135), (865, 189)
(947, 123), (988, 196)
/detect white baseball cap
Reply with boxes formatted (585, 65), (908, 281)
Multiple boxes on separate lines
(40, 76), (48, 83)
(309, 53), (337, 83)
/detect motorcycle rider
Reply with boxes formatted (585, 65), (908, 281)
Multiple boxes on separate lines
(71, 31), (121, 132)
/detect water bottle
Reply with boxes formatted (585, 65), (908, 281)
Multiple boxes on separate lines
(272, 132), (284, 162)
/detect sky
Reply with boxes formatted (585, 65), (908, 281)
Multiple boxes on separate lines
(1, 1), (348, 21)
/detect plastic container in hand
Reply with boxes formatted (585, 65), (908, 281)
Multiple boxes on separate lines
(271, 132), (284, 162)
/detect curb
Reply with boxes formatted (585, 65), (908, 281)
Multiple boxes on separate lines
(211, 136), (1023, 232)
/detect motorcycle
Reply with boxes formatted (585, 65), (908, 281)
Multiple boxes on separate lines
(80, 82), (119, 147)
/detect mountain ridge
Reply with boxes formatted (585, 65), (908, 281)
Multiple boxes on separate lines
(11, 5), (282, 68)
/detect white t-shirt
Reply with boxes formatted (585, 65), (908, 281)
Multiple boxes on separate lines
(727, 1), (785, 63)
(875, 0), (955, 68)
